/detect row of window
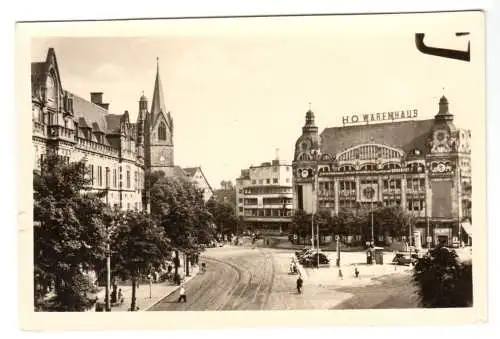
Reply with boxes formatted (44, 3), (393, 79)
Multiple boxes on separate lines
(241, 197), (293, 205)
(317, 178), (426, 193)
(243, 187), (293, 195)
(318, 197), (427, 212)
(112, 202), (143, 211)
(89, 164), (143, 190)
(250, 178), (291, 185)
(243, 208), (293, 217)
(323, 163), (426, 173)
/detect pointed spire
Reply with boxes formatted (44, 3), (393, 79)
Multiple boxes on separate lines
(150, 57), (167, 122)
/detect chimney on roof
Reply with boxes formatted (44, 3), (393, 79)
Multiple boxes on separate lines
(90, 92), (110, 110)
(90, 92), (103, 104)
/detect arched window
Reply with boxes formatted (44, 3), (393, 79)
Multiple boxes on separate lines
(158, 122), (167, 141)
(338, 165), (355, 172)
(360, 163), (377, 171)
(298, 153), (311, 161)
(383, 163), (402, 170)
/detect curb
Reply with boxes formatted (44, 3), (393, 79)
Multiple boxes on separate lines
(142, 268), (199, 311)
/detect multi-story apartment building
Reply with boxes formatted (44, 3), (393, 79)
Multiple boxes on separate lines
(235, 158), (294, 233)
(292, 96), (472, 247)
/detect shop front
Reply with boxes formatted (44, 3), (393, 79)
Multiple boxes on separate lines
(433, 227), (452, 246)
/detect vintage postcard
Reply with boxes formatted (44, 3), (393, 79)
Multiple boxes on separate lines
(16, 11), (486, 330)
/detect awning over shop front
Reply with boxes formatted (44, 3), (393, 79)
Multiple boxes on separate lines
(461, 222), (472, 237)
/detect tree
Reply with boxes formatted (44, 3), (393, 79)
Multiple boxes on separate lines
(315, 210), (333, 244)
(206, 197), (237, 236)
(33, 153), (107, 311)
(110, 210), (170, 311)
(149, 173), (215, 277)
(413, 245), (473, 308)
(332, 208), (369, 243)
(213, 180), (237, 207)
(372, 205), (414, 241)
(291, 210), (312, 245)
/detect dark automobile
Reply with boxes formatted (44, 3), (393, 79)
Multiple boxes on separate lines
(392, 252), (418, 266)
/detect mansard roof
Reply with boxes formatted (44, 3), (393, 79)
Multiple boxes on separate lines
(71, 93), (110, 132)
(320, 119), (435, 157)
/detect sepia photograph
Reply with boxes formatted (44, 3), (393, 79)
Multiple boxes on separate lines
(16, 9), (487, 330)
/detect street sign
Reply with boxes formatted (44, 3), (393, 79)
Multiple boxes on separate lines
(335, 235), (340, 241)
(426, 236), (432, 243)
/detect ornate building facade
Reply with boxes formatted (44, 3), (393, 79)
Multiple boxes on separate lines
(32, 48), (212, 212)
(32, 48), (144, 211)
(292, 96), (472, 246)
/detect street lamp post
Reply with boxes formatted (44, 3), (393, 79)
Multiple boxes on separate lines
(311, 198), (315, 249)
(282, 201), (287, 235)
(370, 181), (375, 247)
(104, 212), (113, 312)
(316, 217), (320, 269)
(105, 239), (111, 312)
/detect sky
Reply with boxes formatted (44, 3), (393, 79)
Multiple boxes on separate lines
(30, 13), (484, 189)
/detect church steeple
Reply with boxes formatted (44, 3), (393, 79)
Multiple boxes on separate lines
(150, 57), (167, 122)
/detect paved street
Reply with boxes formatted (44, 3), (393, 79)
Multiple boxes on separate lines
(148, 246), (419, 311)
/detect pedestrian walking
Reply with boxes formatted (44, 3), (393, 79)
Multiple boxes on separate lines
(117, 288), (124, 305)
(296, 275), (303, 294)
(338, 269), (344, 279)
(354, 265), (359, 278)
(177, 285), (187, 303)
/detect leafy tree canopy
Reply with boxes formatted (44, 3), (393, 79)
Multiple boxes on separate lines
(206, 197), (237, 235)
(33, 153), (108, 311)
(413, 246), (473, 308)
(149, 172), (215, 251)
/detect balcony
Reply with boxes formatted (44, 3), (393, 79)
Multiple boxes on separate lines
(382, 188), (402, 194)
(32, 121), (46, 137)
(46, 125), (76, 142)
(77, 137), (120, 157)
(243, 216), (292, 223)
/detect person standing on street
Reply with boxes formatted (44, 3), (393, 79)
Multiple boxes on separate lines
(177, 285), (187, 303)
(296, 275), (303, 294)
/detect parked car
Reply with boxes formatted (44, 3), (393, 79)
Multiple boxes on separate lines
(392, 252), (418, 266)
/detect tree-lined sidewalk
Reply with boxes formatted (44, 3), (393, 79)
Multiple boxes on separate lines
(34, 156), (216, 312)
(108, 264), (199, 312)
